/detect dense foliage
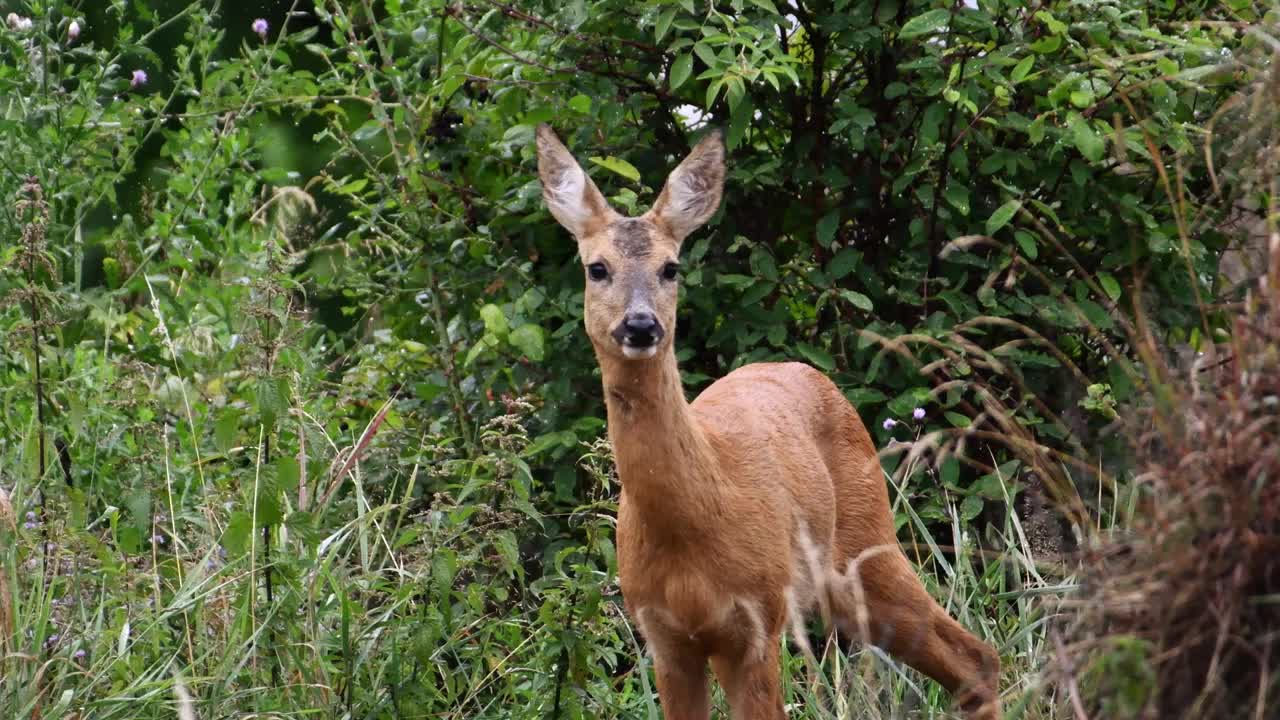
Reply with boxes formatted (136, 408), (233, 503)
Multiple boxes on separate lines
(0, 0), (1271, 717)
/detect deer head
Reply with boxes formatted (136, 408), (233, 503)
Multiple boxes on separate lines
(535, 125), (725, 361)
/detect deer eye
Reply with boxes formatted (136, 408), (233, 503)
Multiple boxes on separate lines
(660, 262), (680, 281)
(587, 262), (609, 282)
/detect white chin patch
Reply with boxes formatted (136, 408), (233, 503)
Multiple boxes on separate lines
(621, 344), (658, 360)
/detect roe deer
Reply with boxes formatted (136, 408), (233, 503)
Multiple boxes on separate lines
(535, 124), (1001, 719)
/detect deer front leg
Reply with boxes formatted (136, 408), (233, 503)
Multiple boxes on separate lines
(648, 633), (711, 720)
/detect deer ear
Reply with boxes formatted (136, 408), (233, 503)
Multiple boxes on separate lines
(648, 129), (725, 244)
(536, 124), (614, 239)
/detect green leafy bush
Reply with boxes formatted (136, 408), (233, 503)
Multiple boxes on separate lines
(0, 0), (1269, 717)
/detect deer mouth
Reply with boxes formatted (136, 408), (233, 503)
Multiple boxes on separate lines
(616, 327), (662, 358)
(621, 342), (660, 359)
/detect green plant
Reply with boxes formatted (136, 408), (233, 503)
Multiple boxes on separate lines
(0, 0), (1271, 717)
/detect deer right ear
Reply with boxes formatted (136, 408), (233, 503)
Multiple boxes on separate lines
(536, 124), (613, 239)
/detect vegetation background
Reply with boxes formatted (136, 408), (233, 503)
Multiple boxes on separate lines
(1, 0), (1276, 718)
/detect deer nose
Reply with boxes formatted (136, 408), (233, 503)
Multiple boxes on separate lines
(619, 312), (662, 347)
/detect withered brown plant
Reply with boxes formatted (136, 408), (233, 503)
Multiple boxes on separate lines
(1061, 40), (1280, 720)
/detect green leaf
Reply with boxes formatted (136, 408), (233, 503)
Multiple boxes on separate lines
(669, 53), (693, 91)
(706, 77), (725, 108)
(940, 457), (960, 488)
(828, 247), (859, 279)
(1098, 272), (1122, 301)
(1079, 299), (1114, 330)
(960, 494), (984, 521)
(276, 455), (300, 492)
(523, 430), (576, 458)
(214, 408), (241, 453)
(944, 184), (970, 215)
(944, 411), (971, 428)
(741, 280), (774, 306)
(479, 304), (509, 338)
(222, 511), (252, 555)
(1034, 10), (1067, 35)
(725, 76), (746, 113)
(509, 324), (545, 361)
(840, 290), (874, 312)
(255, 486), (283, 526)
(493, 530), (522, 579)
(693, 42), (718, 68)
(1011, 55), (1034, 83)
(588, 156), (641, 182)
(797, 343), (836, 371)
(747, 0), (779, 13)
(1030, 34), (1062, 53)
(465, 335), (498, 367)
(845, 388), (888, 405)
(568, 94), (591, 113)
(750, 246), (778, 282)
(1069, 114), (1104, 162)
(256, 378), (283, 430)
(900, 8), (951, 39)
(655, 7), (676, 41)
(816, 211), (839, 248)
(986, 200), (1021, 235)
(1001, 233), (1032, 262)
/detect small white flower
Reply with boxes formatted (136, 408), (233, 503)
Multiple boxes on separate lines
(68, 20), (81, 43)
(7, 13), (33, 32)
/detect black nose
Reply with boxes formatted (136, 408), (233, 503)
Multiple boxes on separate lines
(619, 312), (661, 347)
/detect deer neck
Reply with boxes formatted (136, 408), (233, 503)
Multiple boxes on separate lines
(595, 345), (722, 529)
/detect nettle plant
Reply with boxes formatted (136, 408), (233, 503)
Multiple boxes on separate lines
(0, 3), (624, 717)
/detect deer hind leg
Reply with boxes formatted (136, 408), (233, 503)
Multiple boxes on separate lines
(829, 548), (1001, 720)
(710, 641), (786, 720)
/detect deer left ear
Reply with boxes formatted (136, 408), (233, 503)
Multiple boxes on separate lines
(647, 129), (725, 245)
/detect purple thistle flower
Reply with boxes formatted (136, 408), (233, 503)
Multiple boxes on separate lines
(68, 20), (80, 43)
(151, 534), (166, 545)
(74, 649), (86, 659)
(26, 511), (36, 521)
(913, 407), (926, 420)
(23, 521), (38, 530)
(252, 18), (268, 40)
(882, 418), (898, 430)
(130, 69), (147, 89)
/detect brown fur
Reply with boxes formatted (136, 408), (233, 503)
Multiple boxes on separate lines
(536, 124), (1001, 719)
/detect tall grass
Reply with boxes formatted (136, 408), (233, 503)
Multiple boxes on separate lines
(2, 424), (1079, 718)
